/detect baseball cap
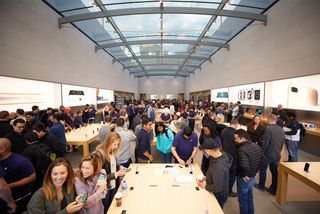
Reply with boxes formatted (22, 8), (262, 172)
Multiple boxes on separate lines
(199, 137), (222, 150)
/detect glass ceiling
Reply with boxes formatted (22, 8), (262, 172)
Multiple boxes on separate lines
(44, 0), (278, 77)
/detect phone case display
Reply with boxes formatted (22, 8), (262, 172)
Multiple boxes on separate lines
(62, 84), (96, 107)
(211, 88), (229, 103)
(229, 83), (264, 106)
(96, 88), (114, 104)
(0, 76), (61, 112)
(265, 75), (320, 111)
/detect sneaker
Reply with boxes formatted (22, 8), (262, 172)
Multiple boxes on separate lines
(229, 192), (238, 197)
(254, 184), (265, 192)
(266, 187), (276, 196)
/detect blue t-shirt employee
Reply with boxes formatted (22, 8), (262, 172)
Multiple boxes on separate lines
(171, 126), (198, 165)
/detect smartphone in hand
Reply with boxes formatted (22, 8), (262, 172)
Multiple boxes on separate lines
(79, 193), (88, 204)
(97, 173), (106, 186)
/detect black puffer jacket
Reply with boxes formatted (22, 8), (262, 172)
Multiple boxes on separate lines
(236, 141), (263, 177)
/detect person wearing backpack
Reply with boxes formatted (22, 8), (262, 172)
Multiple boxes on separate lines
(155, 122), (174, 163)
(283, 112), (300, 162)
(22, 132), (56, 193)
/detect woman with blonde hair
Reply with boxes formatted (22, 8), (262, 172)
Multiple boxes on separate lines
(75, 153), (107, 214)
(95, 132), (126, 212)
(27, 158), (84, 213)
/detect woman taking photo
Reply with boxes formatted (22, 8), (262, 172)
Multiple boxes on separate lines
(95, 132), (126, 212)
(155, 122), (174, 163)
(199, 122), (220, 174)
(27, 158), (84, 213)
(75, 153), (107, 214)
(247, 115), (265, 146)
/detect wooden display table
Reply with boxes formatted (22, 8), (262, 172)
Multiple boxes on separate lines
(108, 164), (224, 214)
(243, 113), (320, 137)
(65, 124), (102, 157)
(276, 162), (320, 205)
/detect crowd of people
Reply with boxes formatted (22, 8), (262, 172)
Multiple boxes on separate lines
(0, 99), (304, 214)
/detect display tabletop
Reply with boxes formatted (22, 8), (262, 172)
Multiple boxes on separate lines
(65, 123), (102, 157)
(107, 163), (224, 214)
(276, 162), (320, 205)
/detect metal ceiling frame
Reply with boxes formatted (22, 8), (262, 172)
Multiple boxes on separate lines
(53, 1), (271, 78)
(129, 69), (191, 74)
(58, 7), (267, 27)
(176, 0), (229, 75)
(135, 73), (189, 78)
(113, 54), (211, 63)
(95, 39), (229, 50)
(123, 63), (200, 70)
(93, 0), (147, 75)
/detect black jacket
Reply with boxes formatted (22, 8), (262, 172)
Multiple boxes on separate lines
(205, 152), (233, 198)
(0, 120), (11, 137)
(5, 131), (28, 154)
(221, 127), (237, 158)
(236, 141), (262, 177)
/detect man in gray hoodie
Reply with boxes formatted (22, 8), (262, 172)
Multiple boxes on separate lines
(197, 137), (233, 208)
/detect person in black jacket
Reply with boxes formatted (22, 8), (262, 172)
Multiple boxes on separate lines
(0, 111), (11, 138)
(198, 138), (232, 208)
(221, 119), (239, 197)
(234, 129), (263, 214)
(5, 118), (28, 154)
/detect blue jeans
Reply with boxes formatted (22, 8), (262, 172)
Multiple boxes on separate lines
(229, 158), (237, 194)
(258, 157), (279, 193)
(237, 176), (256, 214)
(160, 152), (172, 163)
(286, 140), (299, 162)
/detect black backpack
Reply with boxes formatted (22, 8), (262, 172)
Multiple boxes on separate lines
(299, 123), (306, 141)
(35, 143), (56, 174)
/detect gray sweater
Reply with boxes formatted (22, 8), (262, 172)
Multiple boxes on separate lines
(205, 152), (233, 197)
(262, 124), (285, 159)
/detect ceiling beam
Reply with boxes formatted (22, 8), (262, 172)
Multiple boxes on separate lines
(135, 73), (188, 78)
(58, 7), (267, 27)
(113, 55), (210, 63)
(176, 0), (228, 75)
(95, 39), (229, 50)
(93, 0), (147, 75)
(124, 63), (200, 69)
(130, 69), (191, 74)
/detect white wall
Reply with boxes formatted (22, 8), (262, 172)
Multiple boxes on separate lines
(186, 0), (320, 95)
(138, 77), (186, 99)
(0, 0), (138, 97)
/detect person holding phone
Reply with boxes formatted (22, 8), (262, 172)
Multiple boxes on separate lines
(75, 153), (107, 214)
(27, 158), (84, 213)
(95, 132), (126, 212)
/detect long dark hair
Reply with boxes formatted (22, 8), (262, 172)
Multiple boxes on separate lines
(199, 122), (219, 145)
(155, 122), (169, 138)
